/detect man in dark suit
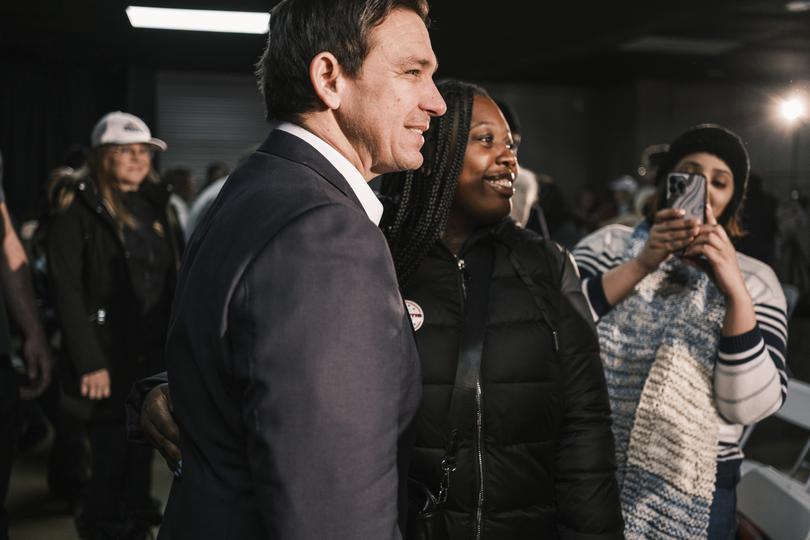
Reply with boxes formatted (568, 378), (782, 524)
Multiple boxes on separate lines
(125, 0), (446, 538)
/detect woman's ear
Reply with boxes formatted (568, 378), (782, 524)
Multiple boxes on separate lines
(309, 52), (345, 111)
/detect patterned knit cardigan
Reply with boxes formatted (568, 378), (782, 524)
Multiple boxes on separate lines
(585, 223), (727, 539)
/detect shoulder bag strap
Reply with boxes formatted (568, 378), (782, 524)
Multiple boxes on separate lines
(437, 240), (494, 504)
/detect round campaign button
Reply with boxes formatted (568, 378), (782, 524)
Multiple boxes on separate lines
(405, 300), (424, 331)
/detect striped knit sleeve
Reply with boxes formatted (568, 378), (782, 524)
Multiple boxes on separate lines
(572, 225), (632, 322)
(713, 254), (789, 425)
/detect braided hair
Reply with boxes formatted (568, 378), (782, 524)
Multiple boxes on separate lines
(380, 79), (487, 287)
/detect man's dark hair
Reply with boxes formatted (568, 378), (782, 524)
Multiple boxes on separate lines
(379, 80), (486, 286)
(256, 0), (429, 122)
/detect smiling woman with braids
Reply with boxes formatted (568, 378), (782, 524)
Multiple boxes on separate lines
(380, 79), (623, 539)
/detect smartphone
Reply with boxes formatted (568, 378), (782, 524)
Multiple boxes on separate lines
(666, 172), (706, 224)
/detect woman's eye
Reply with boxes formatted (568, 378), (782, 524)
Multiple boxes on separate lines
(476, 135), (494, 144)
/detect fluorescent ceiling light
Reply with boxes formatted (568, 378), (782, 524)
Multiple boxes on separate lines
(621, 36), (739, 55)
(126, 6), (269, 34)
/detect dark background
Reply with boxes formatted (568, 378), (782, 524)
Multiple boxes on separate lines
(2, 0), (810, 218)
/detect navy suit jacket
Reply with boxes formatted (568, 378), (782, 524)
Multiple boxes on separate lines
(157, 130), (422, 539)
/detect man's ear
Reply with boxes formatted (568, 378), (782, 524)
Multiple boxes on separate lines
(309, 52), (345, 111)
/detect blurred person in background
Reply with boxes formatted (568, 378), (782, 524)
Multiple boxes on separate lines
(528, 174), (585, 248)
(735, 173), (778, 267)
(573, 124), (788, 539)
(0, 149), (55, 540)
(162, 167), (196, 238)
(774, 187), (810, 316)
(599, 174), (639, 227)
(47, 112), (182, 540)
(203, 161), (228, 191)
(186, 150), (257, 237)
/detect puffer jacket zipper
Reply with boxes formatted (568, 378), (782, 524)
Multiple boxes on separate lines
(456, 256), (467, 306)
(449, 240), (487, 539)
(475, 379), (485, 540)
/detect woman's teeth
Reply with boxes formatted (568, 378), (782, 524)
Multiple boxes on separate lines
(487, 178), (513, 188)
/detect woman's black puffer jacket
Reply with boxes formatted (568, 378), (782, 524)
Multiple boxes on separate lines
(404, 220), (623, 540)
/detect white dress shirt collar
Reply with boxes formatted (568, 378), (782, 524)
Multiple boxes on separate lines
(275, 122), (383, 225)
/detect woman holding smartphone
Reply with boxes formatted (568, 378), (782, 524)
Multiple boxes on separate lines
(573, 124), (788, 540)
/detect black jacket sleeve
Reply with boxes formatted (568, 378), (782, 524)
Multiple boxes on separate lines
(553, 250), (624, 540)
(227, 203), (413, 539)
(47, 203), (108, 376)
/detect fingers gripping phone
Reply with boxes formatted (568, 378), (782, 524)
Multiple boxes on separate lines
(666, 172), (706, 223)
(666, 171), (707, 259)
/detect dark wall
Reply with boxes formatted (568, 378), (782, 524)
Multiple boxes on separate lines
(3, 65), (809, 222)
(0, 62), (156, 221)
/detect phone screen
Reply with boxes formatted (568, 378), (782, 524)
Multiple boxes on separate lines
(666, 172), (706, 224)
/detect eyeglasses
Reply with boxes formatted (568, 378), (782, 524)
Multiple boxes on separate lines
(110, 145), (154, 159)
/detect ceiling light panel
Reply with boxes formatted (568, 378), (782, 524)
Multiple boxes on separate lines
(126, 6), (269, 34)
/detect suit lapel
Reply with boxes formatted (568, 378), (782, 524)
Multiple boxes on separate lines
(257, 129), (365, 212)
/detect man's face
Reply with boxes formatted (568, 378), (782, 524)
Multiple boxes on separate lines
(337, 8), (446, 176)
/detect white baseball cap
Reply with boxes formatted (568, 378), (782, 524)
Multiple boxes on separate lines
(90, 111), (167, 151)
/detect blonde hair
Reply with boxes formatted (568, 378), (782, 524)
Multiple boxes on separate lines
(56, 147), (159, 230)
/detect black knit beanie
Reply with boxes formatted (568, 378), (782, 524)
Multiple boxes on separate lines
(655, 124), (750, 223)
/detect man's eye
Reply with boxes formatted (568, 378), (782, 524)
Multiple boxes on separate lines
(405, 69), (420, 76)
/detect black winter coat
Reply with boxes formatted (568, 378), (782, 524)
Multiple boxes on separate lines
(46, 179), (182, 420)
(404, 220), (623, 540)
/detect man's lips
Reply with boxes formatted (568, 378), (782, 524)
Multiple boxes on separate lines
(406, 125), (428, 144)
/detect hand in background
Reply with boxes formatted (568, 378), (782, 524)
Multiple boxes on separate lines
(18, 331), (54, 399)
(81, 368), (111, 400)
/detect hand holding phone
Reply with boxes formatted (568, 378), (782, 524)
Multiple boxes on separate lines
(665, 172), (707, 258)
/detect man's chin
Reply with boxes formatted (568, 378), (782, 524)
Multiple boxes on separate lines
(399, 152), (424, 172)
(372, 154), (424, 175)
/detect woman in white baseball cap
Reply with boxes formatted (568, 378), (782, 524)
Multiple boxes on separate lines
(46, 111), (182, 539)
